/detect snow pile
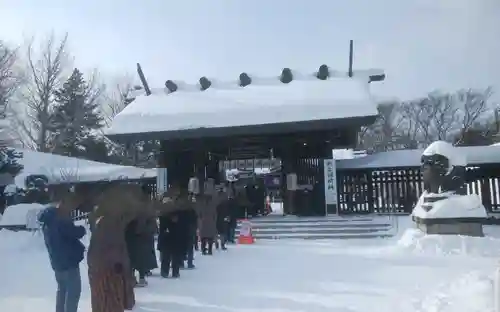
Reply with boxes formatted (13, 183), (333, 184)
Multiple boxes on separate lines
(412, 193), (488, 219)
(0, 230), (46, 253)
(0, 203), (46, 227)
(417, 271), (493, 312)
(396, 228), (500, 257)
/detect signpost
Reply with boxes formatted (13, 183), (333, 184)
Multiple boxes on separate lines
(156, 168), (168, 195)
(323, 158), (338, 215)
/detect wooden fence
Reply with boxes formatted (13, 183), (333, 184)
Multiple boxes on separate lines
(337, 164), (500, 214)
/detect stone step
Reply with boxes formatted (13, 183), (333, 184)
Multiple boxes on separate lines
(243, 216), (375, 224)
(242, 227), (390, 235)
(234, 215), (395, 240)
(247, 222), (392, 229)
(252, 232), (393, 240)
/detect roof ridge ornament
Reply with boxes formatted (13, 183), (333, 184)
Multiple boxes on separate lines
(199, 76), (212, 91)
(280, 68), (293, 84)
(239, 72), (251, 87)
(316, 64), (329, 80)
(165, 80), (178, 93)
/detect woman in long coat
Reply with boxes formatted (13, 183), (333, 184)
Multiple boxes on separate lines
(86, 184), (166, 312)
(198, 179), (227, 255)
(125, 215), (158, 286)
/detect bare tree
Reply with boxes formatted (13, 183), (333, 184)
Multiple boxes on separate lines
(396, 98), (425, 149)
(101, 74), (136, 125)
(14, 33), (70, 151)
(361, 88), (493, 151)
(0, 41), (20, 117)
(358, 101), (405, 152)
(0, 40), (23, 146)
(398, 88), (492, 147)
(454, 87), (492, 145)
(98, 75), (146, 165)
(84, 69), (107, 116)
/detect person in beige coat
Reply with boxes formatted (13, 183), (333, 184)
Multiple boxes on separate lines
(197, 179), (227, 255)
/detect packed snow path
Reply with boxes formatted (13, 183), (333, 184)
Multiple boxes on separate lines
(0, 223), (497, 312)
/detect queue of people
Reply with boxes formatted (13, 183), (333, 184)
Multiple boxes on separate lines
(38, 179), (242, 312)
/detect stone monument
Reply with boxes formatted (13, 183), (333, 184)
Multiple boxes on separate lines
(411, 141), (488, 237)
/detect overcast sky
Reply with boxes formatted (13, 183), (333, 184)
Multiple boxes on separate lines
(1, 0), (499, 101)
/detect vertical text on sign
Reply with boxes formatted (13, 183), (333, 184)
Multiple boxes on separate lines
(323, 159), (338, 214)
(156, 168), (168, 195)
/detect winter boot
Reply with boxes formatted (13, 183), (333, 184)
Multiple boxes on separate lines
(136, 278), (148, 287)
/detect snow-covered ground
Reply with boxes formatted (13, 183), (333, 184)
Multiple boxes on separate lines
(0, 203), (46, 227)
(0, 217), (498, 312)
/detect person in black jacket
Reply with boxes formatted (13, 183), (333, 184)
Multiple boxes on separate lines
(178, 199), (198, 269)
(216, 197), (230, 250)
(226, 182), (238, 243)
(158, 210), (185, 278)
(125, 216), (158, 287)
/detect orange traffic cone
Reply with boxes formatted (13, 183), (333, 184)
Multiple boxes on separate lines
(238, 219), (255, 244)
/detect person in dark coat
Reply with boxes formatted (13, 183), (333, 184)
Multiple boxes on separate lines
(216, 197), (230, 250)
(178, 198), (198, 269)
(158, 210), (185, 278)
(226, 182), (239, 244)
(125, 216), (158, 287)
(38, 205), (86, 312)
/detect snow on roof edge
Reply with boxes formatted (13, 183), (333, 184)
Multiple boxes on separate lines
(13, 149), (156, 188)
(336, 145), (500, 170)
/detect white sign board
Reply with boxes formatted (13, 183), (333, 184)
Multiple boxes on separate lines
(156, 168), (168, 195)
(323, 159), (338, 206)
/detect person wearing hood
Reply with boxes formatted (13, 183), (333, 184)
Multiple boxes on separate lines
(38, 202), (86, 312)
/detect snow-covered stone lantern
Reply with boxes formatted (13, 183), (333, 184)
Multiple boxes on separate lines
(411, 141), (488, 236)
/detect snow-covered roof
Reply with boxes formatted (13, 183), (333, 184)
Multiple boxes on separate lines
(336, 145), (500, 170)
(14, 149), (156, 187)
(105, 69), (383, 137)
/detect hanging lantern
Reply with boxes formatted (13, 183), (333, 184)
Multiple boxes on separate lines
(188, 177), (200, 195)
(199, 76), (212, 91)
(280, 68), (293, 84)
(165, 80), (178, 93)
(239, 72), (251, 87)
(316, 64), (329, 80)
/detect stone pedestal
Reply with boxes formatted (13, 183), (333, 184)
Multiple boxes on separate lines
(412, 192), (488, 237)
(413, 216), (485, 237)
